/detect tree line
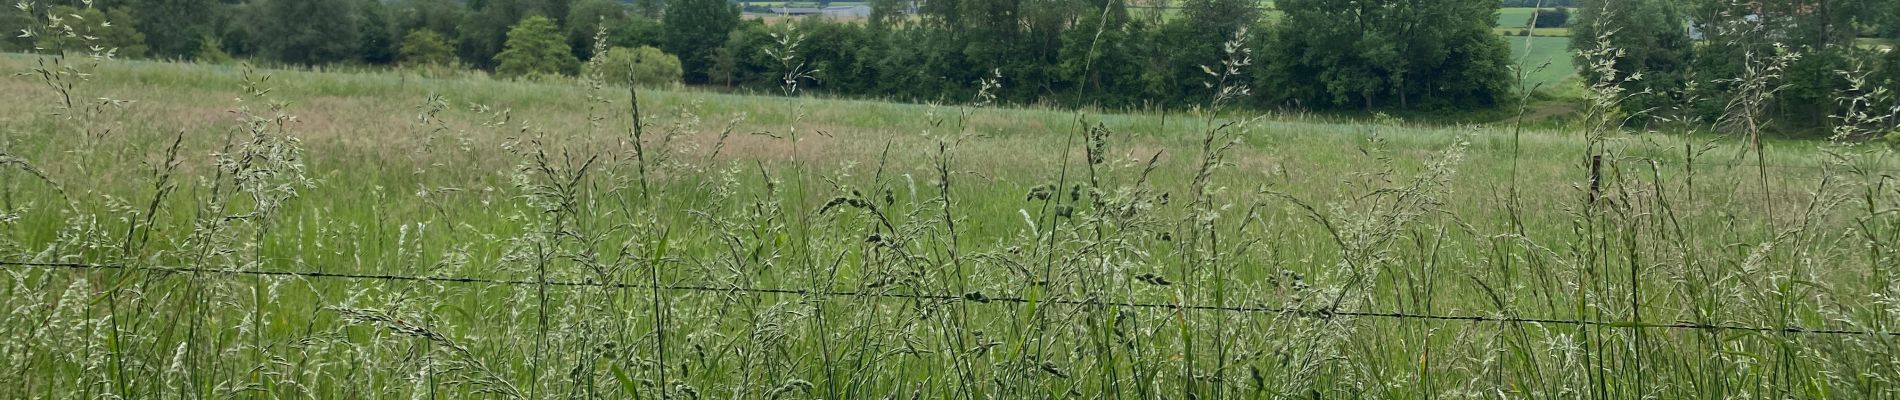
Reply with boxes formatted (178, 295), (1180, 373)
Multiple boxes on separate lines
(1, 0), (1523, 113)
(3, 0), (1897, 137)
(0, 0), (681, 77)
(1573, 0), (1900, 136)
(707, 0), (1524, 111)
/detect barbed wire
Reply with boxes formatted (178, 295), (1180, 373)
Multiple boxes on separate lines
(5, 260), (1895, 337)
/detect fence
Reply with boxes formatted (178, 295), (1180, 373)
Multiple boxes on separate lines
(6, 259), (1894, 337)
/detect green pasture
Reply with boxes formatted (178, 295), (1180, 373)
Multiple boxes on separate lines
(2, 54), (1896, 399)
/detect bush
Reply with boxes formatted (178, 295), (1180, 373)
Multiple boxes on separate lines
(195, 34), (235, 64)
(495, 16), (578, 79)
(400, 30), (458, 67)
(585, 46), (684, 87)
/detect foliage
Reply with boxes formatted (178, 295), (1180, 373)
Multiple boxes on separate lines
(583, 45), (683, 87)
(0, 7), (29, 51)
(1569, 0), (1692, 125)
(34, 6), (149, 58)
(7, 52), (1900, 399)
(608, 14), (664, 50)
(394, 0), (465, 40)
(1268, 0), (1513, 110)
(869, 0), (906, 29)
(194, 33), (234, 64)
(1881, 48), (1900, 89)
(1563, 0), (1898, 135)
(633, 0), (663, 18)
(399, 29), (458, 66)
(112, 0), (219, 58)
(1533, 7), (1568, 28)
(495, 15), (577, 78)
(357, 0), (399, 64)
(661, 0), (739, 83)
(564, 0), (628, 60)
(459, 0), (558, 69)
(1058, 0), (1146, 107)
(1141, 0), (1259, 105)
(248, 0), (359, 65)
(706, 22), (774, 88)
(11, 0), (1889, 134)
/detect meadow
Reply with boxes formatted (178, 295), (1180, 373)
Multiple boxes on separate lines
(1495, 8), (1571, 38)
(2, 46), (1899, 400)
(1496, 7), (1544, 28)
(1507, 36), (1577, 92)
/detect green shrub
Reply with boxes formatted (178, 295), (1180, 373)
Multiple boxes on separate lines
(194, 34), (235, 64)
(584, 46), (684, 87)
(495, 16), (578, 79)
(400, 30), (458, 67)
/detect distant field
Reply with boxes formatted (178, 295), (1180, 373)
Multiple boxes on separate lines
(1497, 7), (1570, 36)
(1508, 35), (1577, 91)
(740, 1), (867, 7)
(1495, 27), (1571, 37)
(746, 13), (871, 24)
(1497, 7), (1540, 28)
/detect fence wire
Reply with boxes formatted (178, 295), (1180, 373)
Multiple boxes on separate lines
(5, 259), (1895, 337)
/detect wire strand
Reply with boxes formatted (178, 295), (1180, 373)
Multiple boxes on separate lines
(4, 259), (1895, 337)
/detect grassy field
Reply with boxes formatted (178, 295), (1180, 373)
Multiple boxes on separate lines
(3, 53), (1899, 399)
(1498, 7), (1570, 29)
(1498, 7), (1539, 28)
(1495, 27), (1572, 37)
(1509, 35), (1579, 91)
(1496, 7), (1570, 38)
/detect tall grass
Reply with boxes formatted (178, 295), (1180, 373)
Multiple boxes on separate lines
(3, 5), (1900, 399)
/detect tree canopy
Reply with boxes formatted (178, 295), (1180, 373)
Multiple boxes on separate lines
(248, 0), (359, 65)
(661, 0), (739, 83)
(495, 15), (578, 78)
(584, 46), (684, 87)
(400, 30), (457, 66)
(1269, 0), (1513, 109)
(33, 6), (149, 58)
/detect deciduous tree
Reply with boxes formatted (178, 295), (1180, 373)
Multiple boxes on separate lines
(584, 46), (683, 87)
(495, 15), (577, 78)
(400, 29), (458, 66)
(565, 0), (628, 60)
(662, 0), (739, 83)
(1270, 0), (1512, 110)
(114, 0), (221, 59)
(249, 0), (360, 65)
